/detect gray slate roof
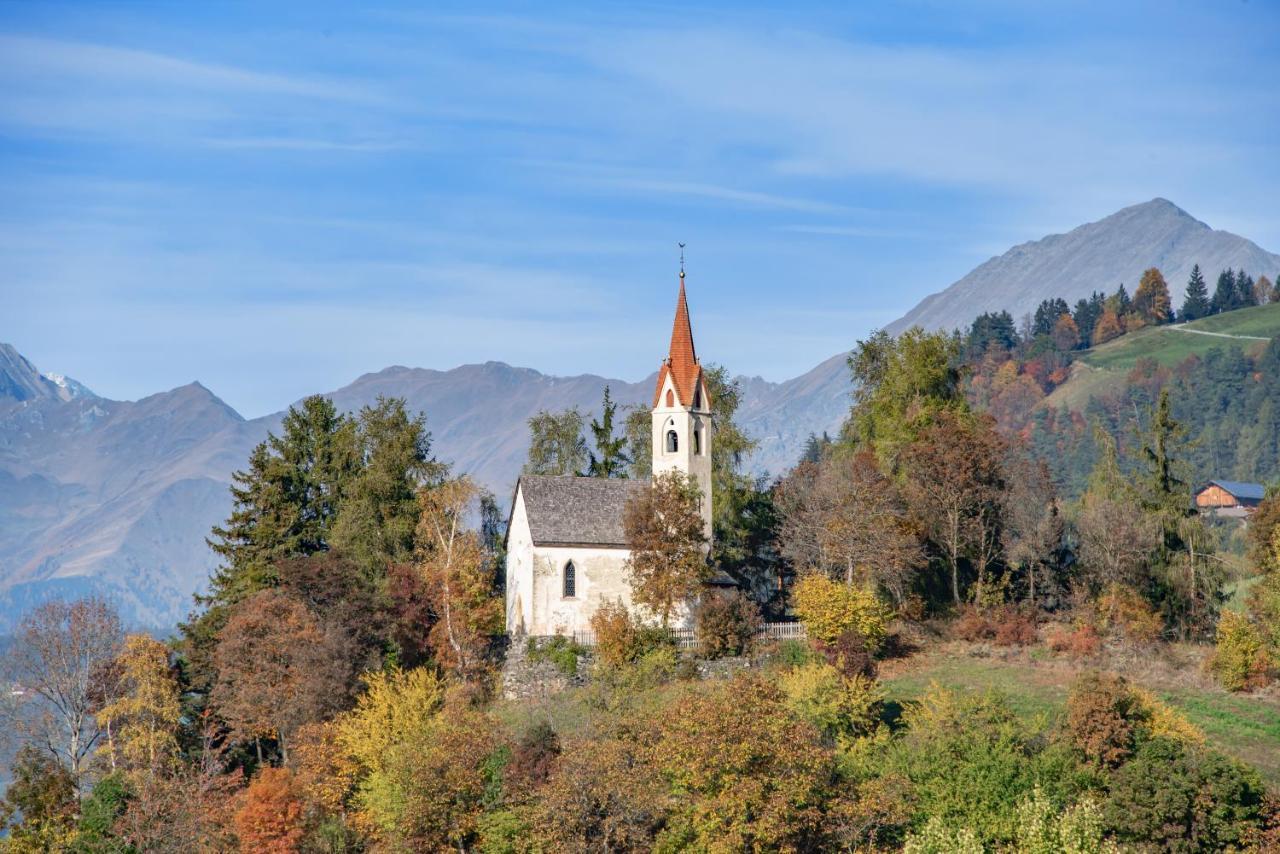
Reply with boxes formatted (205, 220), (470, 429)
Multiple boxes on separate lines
(519, 475), (651, 547)
(1207, 480), (1266, 502)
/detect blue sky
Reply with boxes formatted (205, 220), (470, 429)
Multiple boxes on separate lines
(2, 1), (1278, 417)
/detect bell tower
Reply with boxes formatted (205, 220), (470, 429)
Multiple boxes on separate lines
(651, 269), (713, 541)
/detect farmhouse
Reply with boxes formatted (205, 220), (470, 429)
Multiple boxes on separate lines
(1194, 479), (1266, 518)
(504, 271), (714, 638)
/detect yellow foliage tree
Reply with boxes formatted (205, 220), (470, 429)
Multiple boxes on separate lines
(96, 633), (181, 775)
(790, 573), (891, 649)
(416, 477), (504, 681)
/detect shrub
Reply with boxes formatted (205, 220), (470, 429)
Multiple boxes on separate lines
(773, 638), (820, 668)
(1013, 787), (1118, 854)
(525, 636), (584, 677)
(903, 816), (983, 854)
(1130, 687), (1204, 746)
(1096, 584), (1162, 644)
(589, 600), (639, 667)
(779, 662), (884, 742)
(694, 589), (762, 659)
(1208, 610), (1271, 691)
(1047, 622), (1101, 658)
(951, 606), (994, 642)
(992, 606), (1037, 647)
(791, 574), (891, 650)
(1103, 738), (1266, 851)
(1248, 570), (1280, 652)
(814, 630), (878, 678)
(1065, 672), (1138, 768)
(884, 685), (1090, 847)
(505, 720), (560, 791)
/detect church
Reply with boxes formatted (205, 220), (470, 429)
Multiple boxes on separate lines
(504, 271), (714, 637)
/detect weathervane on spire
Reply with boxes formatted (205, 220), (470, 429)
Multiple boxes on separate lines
(678, 242), (686, 278)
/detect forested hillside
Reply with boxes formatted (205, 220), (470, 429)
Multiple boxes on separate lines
(5, 272), (1280, 850)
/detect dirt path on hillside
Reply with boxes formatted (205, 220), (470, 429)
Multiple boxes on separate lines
(1168, 325), (1269, 341)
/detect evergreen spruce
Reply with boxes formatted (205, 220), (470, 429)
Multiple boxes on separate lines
(331, 397), (445, 580)
(1179, 264), (1210, 321)
(1236, 271), (1258, 307)
(1211, 268), (1237, 314)
(586, 386), (630, 478)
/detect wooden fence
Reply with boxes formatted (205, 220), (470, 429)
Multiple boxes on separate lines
(542, 621), (806, 651)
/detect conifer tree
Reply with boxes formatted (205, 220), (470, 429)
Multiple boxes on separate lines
(183, 395), (358, 694)
(1211, 268), (1238, 314)
(1179, 265), (1210, 321)
(1236, 271), (1257, 307)
(205, 395), (358, 603)
(331, 397), (444, 580)
(587, 386), (630, 478)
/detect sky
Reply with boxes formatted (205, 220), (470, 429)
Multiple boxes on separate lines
(2, 1), (1278, 417)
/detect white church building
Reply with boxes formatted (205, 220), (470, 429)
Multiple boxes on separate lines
(504, 271), (715, 637)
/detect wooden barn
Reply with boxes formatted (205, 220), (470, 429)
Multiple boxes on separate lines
(1194, 479), (1266, 516)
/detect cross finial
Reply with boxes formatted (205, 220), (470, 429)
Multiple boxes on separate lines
(678, 242), (686, 278)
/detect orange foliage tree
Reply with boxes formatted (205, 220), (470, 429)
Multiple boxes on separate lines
(623, 471), (710, 626)
(212, 589), (354, 763)
(234, 767), (307, 853)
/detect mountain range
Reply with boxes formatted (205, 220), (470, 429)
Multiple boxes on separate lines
(888, 199), (1280, 334)
(3, 198), (1277, 633)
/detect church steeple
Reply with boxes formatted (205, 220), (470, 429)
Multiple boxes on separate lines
(653, 271), (706, 410)
(651, 270), (713, 540)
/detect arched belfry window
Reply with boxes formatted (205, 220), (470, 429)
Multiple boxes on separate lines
(693, 428), (701, 455)
(693, 385), (702, 409)
(563, 561), (576, 598)
(666, 430), (679, 453)
(666, 389), (674, 407)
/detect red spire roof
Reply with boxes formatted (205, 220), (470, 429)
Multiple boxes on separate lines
(653, 271), (705, 408)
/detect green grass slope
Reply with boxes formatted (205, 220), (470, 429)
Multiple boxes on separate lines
(1046, 303), (1280, 410)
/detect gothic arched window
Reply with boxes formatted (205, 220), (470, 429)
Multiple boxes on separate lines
(563, 561), (576, 598)
(666, 389), (674, 407)
(693, 385), (702, 409)
(693, 428), (701, 455)
(666, 430), (678, 453)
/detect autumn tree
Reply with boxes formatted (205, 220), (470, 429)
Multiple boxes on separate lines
(0, 745), (79, 848)
(1074, 437), (1161, 597)
(5, 597), (123, 795)
(844, 327), (966, 468)
(1091, 308), (1124, 344)
(900, 412), (1007, 605)
(212, 589), (356, 764)
(1002, 452), (1066, 607)
(523, 407), (587, 476)
(235, 767), (308, 853)
(623, 471), (710, 626)
(1133, 267), (1172, 325)
(96, 633), (182, 777)
(587, 385), (630, 478)
(416, 477), (503, 680)
(1050, 312), (1080, 351)
(775, 450), (921, 604)
(653, 673), (840, 851)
